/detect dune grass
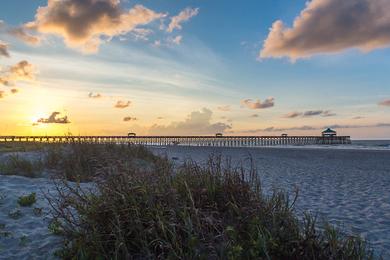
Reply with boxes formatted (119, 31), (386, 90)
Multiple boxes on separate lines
(0, 142), (45, 154)
(0, 154), (43, 178)
(44, 144), (374, 259)
(44, 143), (166, 182)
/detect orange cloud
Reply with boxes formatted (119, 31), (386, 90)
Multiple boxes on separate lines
(26, 0), (165, 53)
(114, 100), (131, 109)
(123, 116), (137, 122)
(0, 60), (35, 86)
(260, 0), (390, 60)
(8, 27), (41, 46)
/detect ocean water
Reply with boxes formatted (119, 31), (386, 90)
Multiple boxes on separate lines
(351, 140), (390, 150)
(152, 144), (390, 258)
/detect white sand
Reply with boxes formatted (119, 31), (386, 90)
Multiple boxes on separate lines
(0, 175), (62, 259)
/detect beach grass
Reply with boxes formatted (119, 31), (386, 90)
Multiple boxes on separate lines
(0, 142), (45, 154)
(43, 144), (374, 259)
(0, 154), (43, 178)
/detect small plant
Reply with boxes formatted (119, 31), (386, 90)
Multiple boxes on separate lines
(17, 192), (37, 207)
(8, 209), (22, 219)
(48, 218), (63, 235)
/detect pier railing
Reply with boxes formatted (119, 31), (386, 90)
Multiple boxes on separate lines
(0, 135), (351, 147)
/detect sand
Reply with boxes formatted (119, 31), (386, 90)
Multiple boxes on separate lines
(0, 175), (62, 259)
(152, 146), (390, 257)
(1, 146), (389, 258)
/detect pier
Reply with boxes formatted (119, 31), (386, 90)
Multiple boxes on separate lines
(0, 135), (351, 147)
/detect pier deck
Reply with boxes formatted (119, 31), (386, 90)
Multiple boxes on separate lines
(0, 135), (351, 147)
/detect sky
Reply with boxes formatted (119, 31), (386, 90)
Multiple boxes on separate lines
(0, 0), (389, 139)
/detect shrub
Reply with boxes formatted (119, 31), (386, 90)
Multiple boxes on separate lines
(0, 155), (43, 178)
(17, 192), (37, 207)
(44, 143), (168, 182)
(47, 155), (374, 259)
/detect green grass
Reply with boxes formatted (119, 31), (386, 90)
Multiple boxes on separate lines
(17, 192), (37, 207)
(46, 150), (374, 259)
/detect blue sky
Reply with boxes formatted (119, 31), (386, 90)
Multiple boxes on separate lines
(0, 0), (389, 138)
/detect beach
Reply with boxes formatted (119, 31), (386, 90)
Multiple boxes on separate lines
(152, 145), (390, 257)
(0, 145), (389, 258)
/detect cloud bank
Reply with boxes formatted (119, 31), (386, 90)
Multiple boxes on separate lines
(232, 122), (390, 134)
(148, 108), (231, 135)
(241, 97), (274, 109)
(25, 0), (165, 53)
(283, 110), (336, 118)
(167, 7), (199, 32)
(37, 112), (70, 124)
(260, 0), (390, 60)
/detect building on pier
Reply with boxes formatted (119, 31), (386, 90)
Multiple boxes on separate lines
(322, 128), (337, 137)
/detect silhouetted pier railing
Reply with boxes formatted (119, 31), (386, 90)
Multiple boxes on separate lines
(0, 135), (351, 147)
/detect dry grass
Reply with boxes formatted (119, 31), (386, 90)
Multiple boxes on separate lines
(43, 145), (374, 259)
(0, 142), (45, 153)
(0, 154), (43, 178)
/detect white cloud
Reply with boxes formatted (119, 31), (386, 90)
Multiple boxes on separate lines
(167, 7), (199, 33)
(148, 108), (231, 135)
(260, 0), (390, 60)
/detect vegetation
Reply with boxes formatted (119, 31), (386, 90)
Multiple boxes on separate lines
(17, 192), (37, 207)
(0, 154), (43, 178)
(44, 143), (166, 182)
(0, 142), (45, 154)
(44, 146), (374, 260)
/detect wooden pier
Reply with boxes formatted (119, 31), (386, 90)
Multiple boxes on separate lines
(0, 135), (351, 147)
